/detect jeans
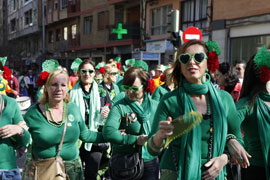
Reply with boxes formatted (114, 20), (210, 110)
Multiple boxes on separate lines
(141, 158), (159, 180)
(0, 168), (21, 180)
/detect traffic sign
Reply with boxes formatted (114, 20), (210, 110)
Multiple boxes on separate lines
(183, 27), (202, 43)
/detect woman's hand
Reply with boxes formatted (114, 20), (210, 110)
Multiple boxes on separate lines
(156, 117), (174, 139)
(202, 154), (228, 180)
(0, 124), (24, 139)
(137, 135), (148, 146)
(101, 108), (110, 119)
(227, 138), (251, 168)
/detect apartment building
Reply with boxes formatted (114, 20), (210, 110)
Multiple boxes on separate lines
(0, 0), (8, 48)
(7, 0), (42, 71)
(212, 0), (270, 63)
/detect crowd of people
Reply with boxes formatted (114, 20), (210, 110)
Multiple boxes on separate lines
(0, 39), (269, 180)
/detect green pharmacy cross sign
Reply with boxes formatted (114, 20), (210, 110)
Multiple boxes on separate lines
(112, 23), (127, 39)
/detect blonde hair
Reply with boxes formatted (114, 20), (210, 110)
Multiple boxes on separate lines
(39, 69), (70, 104)
(103, 63), (118, 83)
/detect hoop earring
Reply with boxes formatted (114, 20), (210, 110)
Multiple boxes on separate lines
(201, 70), (211, 84)
(0, 79), (6, 91)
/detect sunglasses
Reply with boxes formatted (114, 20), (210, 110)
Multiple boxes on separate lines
(80, 69), (95, 74)
(110, 72), (118, 76)
(178, 52), (207, 65)
(121, 85), (143, 92)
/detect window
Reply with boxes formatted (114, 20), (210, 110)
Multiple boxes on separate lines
(54, 1), (58, 10)
(71, 24), (77, 39)
(56, 29), (61, 41)
(61, 0), (67, 9)
(84, 16), (93, 35)
(10, 0), (16, 11)
(150, 5), (172, 36)
(48, 0), (52, 13)
(24, 9), (33, 26)
(10, 18), (16, 32)
(63, 27), (68, 40)
(231, 35), (270, 64)
(24, 0), (31, 4)
(181, 0), (208, 30)
(48, 31), (54, 43)
(98, 11), (109, 30)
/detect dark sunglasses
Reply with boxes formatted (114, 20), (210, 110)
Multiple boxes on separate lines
(110, 72), (118, 76)
(80, 69), (95, 74)
(178, 52), (207, 65)
(121, 85), (143, 92)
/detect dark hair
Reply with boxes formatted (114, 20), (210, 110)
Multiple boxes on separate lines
(77, 59), (95, 73)
(240, 55), (265, 105)
(218, 62), (230, 75)
(234, 60), (247, 69)
(0, 61), (3, 71)
(170, 40), (208, 87)
(224, 72), (239, 93)
(122, 67), (150, 92)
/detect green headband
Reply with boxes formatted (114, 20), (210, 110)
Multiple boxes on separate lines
(206, 41), (221, 56)
(115, 57), (121, 63)
(133, 60), (149, 72)
(254, 45), (270, 70)
(0, 57), (7, 66)
(71, 58), (83, 71)
(42, 59), (59, 72)
(95, 62), (105, 70)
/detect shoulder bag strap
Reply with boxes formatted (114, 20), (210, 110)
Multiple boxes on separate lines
(56, 103), (69, 156)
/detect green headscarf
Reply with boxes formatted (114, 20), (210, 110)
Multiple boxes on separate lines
(177, 80), (227, 179)
(256, 92), (270, 179)
(71, 58), (82, 71)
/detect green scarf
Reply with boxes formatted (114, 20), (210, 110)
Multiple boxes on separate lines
(256, 92), (270, 179)
(124, 93), (152, 135)
(124, 93), (153, 160)
(177, 80), (227, 180)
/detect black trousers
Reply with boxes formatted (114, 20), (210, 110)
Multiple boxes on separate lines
(79, 143), (108, 180)
(241, 165), (266, 180)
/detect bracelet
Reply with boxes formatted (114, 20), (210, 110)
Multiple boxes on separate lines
(150, 136), (165, 151)
(224, 152), (231, 163)
(226, 134), (237, 143)
(18, 126), (25, 136)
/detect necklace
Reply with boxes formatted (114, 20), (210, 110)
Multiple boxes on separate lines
(205, 94), (214, 160)
(45, 102), (67, 127)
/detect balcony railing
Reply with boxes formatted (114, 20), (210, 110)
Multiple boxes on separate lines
(67, 0), (80, 14)
(109, 23), (140, 41)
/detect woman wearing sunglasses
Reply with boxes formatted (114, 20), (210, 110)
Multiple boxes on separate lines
(69, 60), (106, 179)
(103, 66), (160, 180)
(147, 40), (250, 180)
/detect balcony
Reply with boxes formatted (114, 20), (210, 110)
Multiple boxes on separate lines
(68, 33), (80, 48)
(55, 40), (68, 52)
(109, 23), (140, 41)
(107, 0), (128, 4)
(67, 0), (80, 15)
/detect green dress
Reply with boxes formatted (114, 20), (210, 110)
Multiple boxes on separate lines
(0, 95), (31, 170)
(148, 81), (242, 180)
(236, 92), (270, 179)
(102, 93), (158, 162)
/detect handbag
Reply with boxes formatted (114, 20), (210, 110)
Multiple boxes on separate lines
(31, 106), (69, 180)
(109, 152), (144, 180)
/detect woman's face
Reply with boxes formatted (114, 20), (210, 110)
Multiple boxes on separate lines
(215, 70), (226, 87)
(180, 44), (208, 84)
(125, 77), (144, 102)
(47, 73), (68, 103)
(106, 69), (118, 83)
(79, 63), (95, 85)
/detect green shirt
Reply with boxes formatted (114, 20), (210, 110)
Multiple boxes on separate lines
(152, 84), (170, 101)
(149, 88), (242, 171)
(0, 95), (31, 170)
(102, 96), (158, 162)
(24, 102), (104, 161)
(236, 97), (264, 167)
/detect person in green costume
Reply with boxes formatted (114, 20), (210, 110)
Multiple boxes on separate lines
(23, 69), (105, 180)
(152, 67), (175, 101)
(237, 46), (270, 180)
(103, 67), (160, 179)
(147, 40), (250, 180)
(70, 60), (109, 180)
(0, 96), (30, 180)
